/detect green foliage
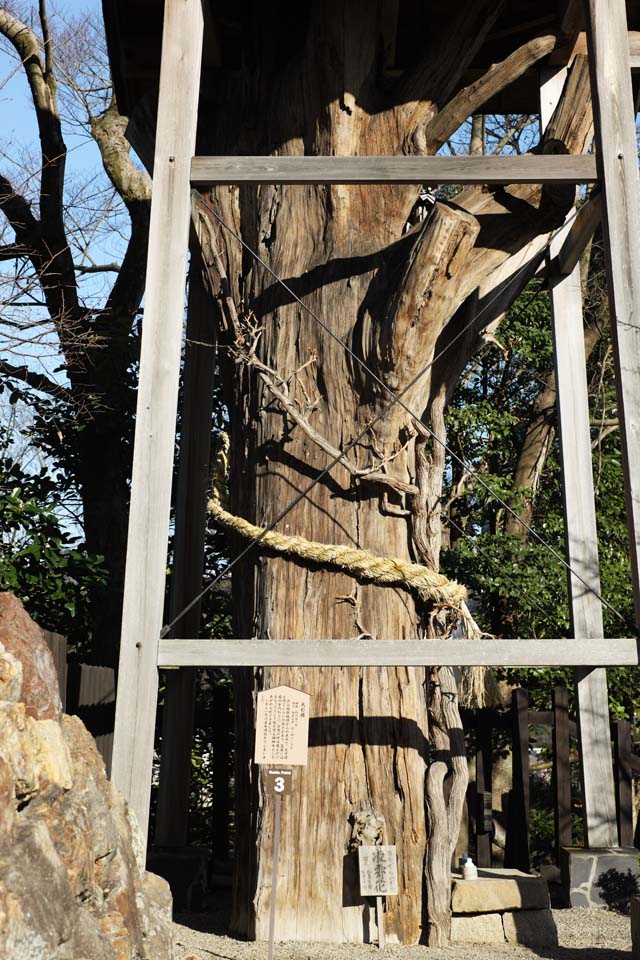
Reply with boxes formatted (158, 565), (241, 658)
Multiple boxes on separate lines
(442, 258), (640, 721)
(0, 423), (106, 654)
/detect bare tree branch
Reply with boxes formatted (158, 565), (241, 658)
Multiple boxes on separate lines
(0, 358), (70, 399)
(424, 34), (556, 154)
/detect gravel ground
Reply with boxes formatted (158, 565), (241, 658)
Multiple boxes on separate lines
(173, 906), (632, 960)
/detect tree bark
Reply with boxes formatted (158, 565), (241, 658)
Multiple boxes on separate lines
(195, 7), (593, 943)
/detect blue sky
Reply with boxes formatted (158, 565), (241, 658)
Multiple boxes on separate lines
(0, 0), (131, 389)
(1, 0), (107, 180)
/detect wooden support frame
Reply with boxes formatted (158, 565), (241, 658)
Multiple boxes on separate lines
(552, 686), (572, 860)
(158, 637), (639, 668)
(541, 64), (618, 847)
(505, 689), (531, 873)
(190, 154), (597, 187)
(110, 0), (640, 859)
(586, 0), (640, 624)
(110, 0), (205, 843)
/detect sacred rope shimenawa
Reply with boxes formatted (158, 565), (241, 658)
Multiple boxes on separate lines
(208, 434), (500, 708)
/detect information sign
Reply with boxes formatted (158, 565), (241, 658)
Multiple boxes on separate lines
(266, 768), (293, 795)
(358, 845), (399, 897)
(254, 685), (310, 766)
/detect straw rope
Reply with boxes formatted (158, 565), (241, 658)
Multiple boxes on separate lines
(208, 435), (500, 707)
(208, 437), (467, 609)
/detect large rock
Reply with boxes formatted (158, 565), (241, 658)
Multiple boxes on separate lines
(0, 593), (174, 959)
(451, 867), (550, 913)
(0, 593), (62, 720)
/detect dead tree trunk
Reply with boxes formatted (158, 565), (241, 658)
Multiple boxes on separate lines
(195, 5), (592, 944)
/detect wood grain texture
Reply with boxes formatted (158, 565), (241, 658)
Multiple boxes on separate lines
(110, 0), (204, 845)
(542, 63), (618, 848)
(554, 193), (601, 277)
(190, 154), (598, 186)
(157, 637), (639, 668)
(586, 0), (640, 625)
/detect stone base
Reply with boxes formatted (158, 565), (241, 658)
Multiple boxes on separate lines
(503, 909), (558, 946)
(451, 912), (505, 944)
(451, 909), (558, 945)
(147, 845), (209, 912)
(452, 867), (550, 913)
(450, 868), (557, 945)
(560, 847), (640, 908)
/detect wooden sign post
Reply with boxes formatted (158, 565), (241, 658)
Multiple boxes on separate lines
(358, 845), (398, 949)
(255, 686), (310, 960)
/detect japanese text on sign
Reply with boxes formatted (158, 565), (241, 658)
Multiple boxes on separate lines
(358, 845), (398, 897)
(254, 685), (310, 766)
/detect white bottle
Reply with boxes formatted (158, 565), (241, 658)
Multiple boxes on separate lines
(462, 856), (478, 880)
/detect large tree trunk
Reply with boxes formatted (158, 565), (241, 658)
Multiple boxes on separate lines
(194, 3), (592, 944)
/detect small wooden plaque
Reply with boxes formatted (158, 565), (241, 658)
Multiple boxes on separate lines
(358, 845), (398, 897)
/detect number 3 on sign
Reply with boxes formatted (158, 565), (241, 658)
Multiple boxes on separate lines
(266, 768), (292, 795)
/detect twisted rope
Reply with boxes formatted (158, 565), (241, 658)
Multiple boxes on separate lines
(208, 436), (500, 707)
(208, 437), (467, 610)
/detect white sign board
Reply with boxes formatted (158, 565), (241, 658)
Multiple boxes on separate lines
(254, 685), (310, 766)
(358, 845), (398, 897)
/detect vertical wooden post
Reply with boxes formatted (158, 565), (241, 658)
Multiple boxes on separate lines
(110, 0), (205, 845)
(211, 683), (232, 858)
(541, 64), (618, 848)
(475, 709), (492, 868)
(614, 719), (634, 846)
(154, 250), (216, 847)
(585, 0), (640, 624)
(552, 686), (572, 860)
(505, 688), (530, 872)
(43, 631), (67, 711)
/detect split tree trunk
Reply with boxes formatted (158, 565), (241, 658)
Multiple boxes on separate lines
(195, 4), (593, 943)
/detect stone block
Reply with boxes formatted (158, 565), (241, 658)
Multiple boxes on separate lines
(561, 846), (640, 908)
(502, 908), (558, 946)
(450, 912), (506, 944)
(451, 867), (550, 913)
(631, 896), (640, 959)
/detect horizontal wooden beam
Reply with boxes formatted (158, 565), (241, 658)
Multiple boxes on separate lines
(158, 637), (638, 668)
(191, 155), (598, 186)
(550, 28), (640, 69)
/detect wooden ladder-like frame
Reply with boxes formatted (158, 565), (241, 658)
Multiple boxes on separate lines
(111, 0), (640, 857)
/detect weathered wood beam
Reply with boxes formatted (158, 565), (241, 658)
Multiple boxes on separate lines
(158, 638), (640, 668)
(551, 29), (640, 69)
(542, 64), (618, 848)
(586, 0), (640, 625)
(190, 155), (597, 187)
(110, 0), (205, 846)
(423, 33), (557, 154)
(551, 193), (601, 277)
